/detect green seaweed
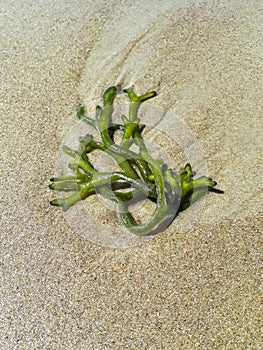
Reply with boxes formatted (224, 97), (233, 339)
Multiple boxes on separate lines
(49, 86), (217, 236)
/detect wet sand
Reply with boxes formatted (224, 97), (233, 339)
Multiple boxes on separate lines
(1, 0), (262, 348)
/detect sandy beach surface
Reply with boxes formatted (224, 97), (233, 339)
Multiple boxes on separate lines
(1, 0), (262, 348)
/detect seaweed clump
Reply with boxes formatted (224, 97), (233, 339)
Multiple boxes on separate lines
(49, 87), (217, 236)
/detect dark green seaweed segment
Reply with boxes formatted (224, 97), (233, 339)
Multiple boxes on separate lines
(49, 87), (217, 236)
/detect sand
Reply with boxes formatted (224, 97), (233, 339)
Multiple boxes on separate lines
(1, 0), (262, 348)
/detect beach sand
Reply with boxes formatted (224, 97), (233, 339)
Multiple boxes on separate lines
(1, 0), (262, 348)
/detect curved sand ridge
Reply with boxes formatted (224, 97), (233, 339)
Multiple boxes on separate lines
(79, 0), (263, 226)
